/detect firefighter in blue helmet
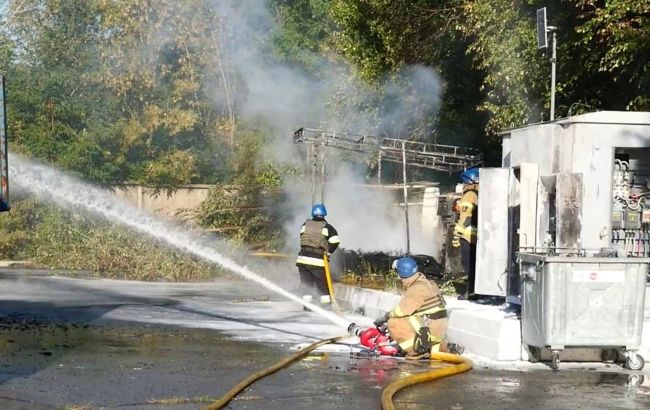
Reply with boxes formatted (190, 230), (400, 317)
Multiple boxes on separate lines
(373, 257), (449, 358)
(453, 167), (479, 300)
(296, 204), (341, 307)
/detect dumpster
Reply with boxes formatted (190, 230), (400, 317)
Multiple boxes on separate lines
(520, 252), (649, 370)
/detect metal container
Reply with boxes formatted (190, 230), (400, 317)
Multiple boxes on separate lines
(520, 252), (649, 370)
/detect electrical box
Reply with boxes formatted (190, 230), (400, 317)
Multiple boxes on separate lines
(612, 211), (625, 229)
(625, 211), (641, 229)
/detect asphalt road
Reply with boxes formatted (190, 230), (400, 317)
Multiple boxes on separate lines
(1, 269), (650, 409)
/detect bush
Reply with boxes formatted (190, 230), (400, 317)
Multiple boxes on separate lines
(0, 198), (223, 281)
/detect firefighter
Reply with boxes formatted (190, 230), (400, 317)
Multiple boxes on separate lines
(296, 203), (341, 307)
(373, 257), (448, 359)
(453, 167), (479, 300)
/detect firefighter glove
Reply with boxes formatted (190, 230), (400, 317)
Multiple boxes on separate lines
(452, 236), (461, 248)
(373, 312), (389, 328)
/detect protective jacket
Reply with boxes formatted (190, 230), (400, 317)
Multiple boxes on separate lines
(454, 183), (478, 244)
(296, 218), (340, 267)
(387, 273), (447, 354)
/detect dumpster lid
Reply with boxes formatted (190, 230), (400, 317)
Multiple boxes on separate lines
(518, 252), (650, 264)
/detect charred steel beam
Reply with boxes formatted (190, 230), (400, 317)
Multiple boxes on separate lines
(293, 128), (482, 173)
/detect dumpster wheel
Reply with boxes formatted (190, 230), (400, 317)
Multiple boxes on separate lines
(625, 352), (645, 371)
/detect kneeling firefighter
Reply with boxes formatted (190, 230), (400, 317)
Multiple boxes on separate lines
(374, 257), (448, 358)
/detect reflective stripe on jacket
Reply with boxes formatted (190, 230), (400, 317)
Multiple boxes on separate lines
(454, 184), (478, 243)
(389, 273), (446, 337)
(296, 218), (340, 267)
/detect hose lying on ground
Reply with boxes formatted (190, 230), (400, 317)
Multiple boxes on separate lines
(381, 351), (473, 410)
(201, 335), (344, 410)
(203, 335), (472, 410)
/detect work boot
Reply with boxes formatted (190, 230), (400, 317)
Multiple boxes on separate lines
(447, 343), (465, 355)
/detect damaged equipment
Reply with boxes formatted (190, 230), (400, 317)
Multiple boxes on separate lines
(476, 112), (650, 370)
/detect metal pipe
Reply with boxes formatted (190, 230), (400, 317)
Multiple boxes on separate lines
(550, 31), (557, 121)
(320, 140), (326, 203)
(310, 143), (316, 205)
(377, 151), (382, 184)
(402, 140), (411, 254)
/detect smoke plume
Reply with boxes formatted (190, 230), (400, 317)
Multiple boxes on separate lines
(209, 0), (444, 257)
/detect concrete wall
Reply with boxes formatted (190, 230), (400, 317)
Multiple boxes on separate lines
(112, 185), (211, 215)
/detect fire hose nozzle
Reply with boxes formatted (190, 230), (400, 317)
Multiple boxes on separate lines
(348, 322), (363, 336)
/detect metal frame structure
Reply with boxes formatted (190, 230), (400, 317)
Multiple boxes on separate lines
(293, 128), (482, 173)
(294, 127), (482, 253)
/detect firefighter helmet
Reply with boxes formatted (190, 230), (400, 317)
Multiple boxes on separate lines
(311, 203), (327, 218)
(460, 167), (479, 184)
(394, 257), (418, 279)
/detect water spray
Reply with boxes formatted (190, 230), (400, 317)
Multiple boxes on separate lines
(9, 155), (351, 330)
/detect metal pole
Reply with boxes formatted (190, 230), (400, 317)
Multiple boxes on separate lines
(401, 140), (411, 254)
(310, 143), (316, 205)
(550, 31), (557, 121)
(320, 140), (326, 203)
(377, 150), (382, 184)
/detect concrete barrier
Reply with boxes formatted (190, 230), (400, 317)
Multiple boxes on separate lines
(335, 282), (650, 364)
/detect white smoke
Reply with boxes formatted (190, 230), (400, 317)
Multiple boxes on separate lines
(282, 163), (438, 256)
(207, 0), (445, 258)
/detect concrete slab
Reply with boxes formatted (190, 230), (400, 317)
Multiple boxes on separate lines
(334, 283), (650, 365)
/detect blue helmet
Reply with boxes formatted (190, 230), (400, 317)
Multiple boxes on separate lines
(394, 257), (418, 279)
(311, 203), (327, 218)
(460, 167), (479, 184)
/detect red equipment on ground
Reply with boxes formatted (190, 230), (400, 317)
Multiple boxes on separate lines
(358, 327), (400, 356)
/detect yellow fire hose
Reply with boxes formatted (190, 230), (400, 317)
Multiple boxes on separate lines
(202, 334), (472, 410)
(381, 351), (473, 410)
(249, 252), (291, 258)
(323, 254), (342, 312)
(201, 335), (344, 410)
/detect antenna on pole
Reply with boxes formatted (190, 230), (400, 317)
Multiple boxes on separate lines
(537, 7), (557, 121)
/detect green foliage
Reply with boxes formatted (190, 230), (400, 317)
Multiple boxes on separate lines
(2, 0), (650, 278)
(271, 0), (335, 69)
(2, 0), (231, 186)
(0, 199), (222, 281)
(196, 129), (293, 248)
(329, 0), (489, 155)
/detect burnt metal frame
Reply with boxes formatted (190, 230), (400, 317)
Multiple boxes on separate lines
(293, 127), (482, 173)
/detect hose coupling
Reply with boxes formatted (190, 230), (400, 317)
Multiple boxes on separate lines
(348, 322), (363, 336)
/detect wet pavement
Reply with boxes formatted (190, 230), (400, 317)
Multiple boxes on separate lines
(1, 269), (650, 409)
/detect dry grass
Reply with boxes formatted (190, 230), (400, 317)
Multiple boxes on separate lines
(147, 396), (215, 405)
(339, 272), (400, 291)
(60, 405), (95, 410)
